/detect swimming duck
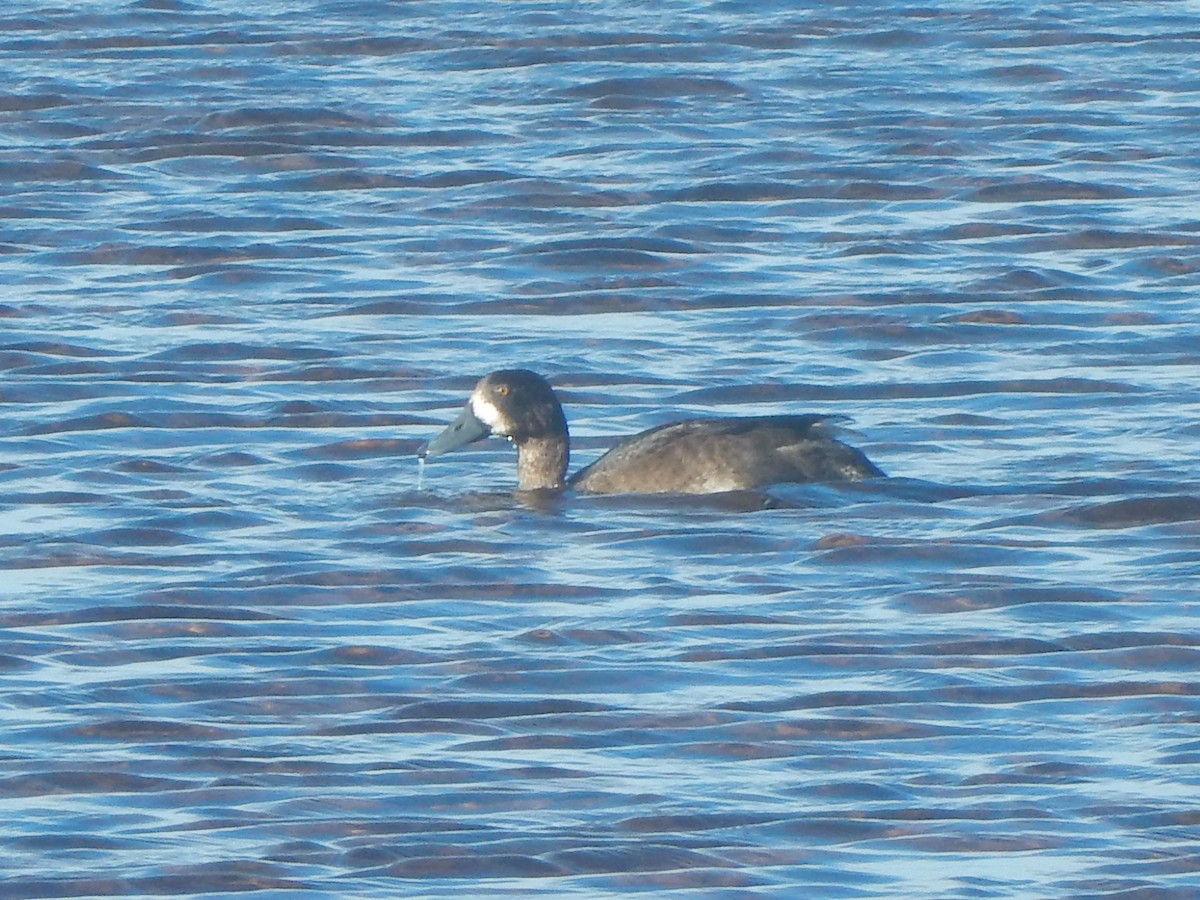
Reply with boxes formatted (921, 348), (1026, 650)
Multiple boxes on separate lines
(418, 369), (884, 494)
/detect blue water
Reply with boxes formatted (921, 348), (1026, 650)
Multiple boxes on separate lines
(2, 1), (1200, 897)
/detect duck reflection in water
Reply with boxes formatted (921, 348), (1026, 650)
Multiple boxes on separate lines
(418, 369), (884, 495)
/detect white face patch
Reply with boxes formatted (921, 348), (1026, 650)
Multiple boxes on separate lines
(469, 391), (507, 434)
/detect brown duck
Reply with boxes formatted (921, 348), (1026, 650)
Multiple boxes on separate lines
(419, 369), (884, 494)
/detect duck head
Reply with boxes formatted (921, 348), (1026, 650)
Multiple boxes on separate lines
(418, 369), (570, 490)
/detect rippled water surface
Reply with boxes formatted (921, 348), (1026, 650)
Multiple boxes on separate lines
(3, 1), (1200, 897)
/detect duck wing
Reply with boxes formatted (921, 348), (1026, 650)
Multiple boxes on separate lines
(569, 415), (882, 494)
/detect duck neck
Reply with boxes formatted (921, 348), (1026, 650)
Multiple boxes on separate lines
(515, 434), (569, 491)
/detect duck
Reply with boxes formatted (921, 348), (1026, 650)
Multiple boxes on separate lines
(418, 369), (884, 494)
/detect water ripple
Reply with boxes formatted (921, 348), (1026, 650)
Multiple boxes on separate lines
(1, 1), (1198, 898)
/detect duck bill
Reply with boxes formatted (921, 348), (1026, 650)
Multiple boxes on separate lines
(418, 403), (491, 459)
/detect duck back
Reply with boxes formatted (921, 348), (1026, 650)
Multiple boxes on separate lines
(568, 415), (883, 495)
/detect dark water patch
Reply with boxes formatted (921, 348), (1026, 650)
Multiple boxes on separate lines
(963, 760), (1104, 786)
(115, 458), (191, 474)
(10, 833), (131, 852)
(1065, 142), (1165, 162)
(771, 816), (899, 844)
(991, 495), (1200, 530)
(411, 168), (520, 189)
(158, 310), (248, 326)
(47, 242), (333, 267)
(5, 340), (117, 358)
(25, 410), (294, 434)
(1129, 255), (1200, 278)
(668, 180), (821, 203)
(470, 183), (646, 210)
(129, 509), (265, 532)
(547, 844), (738, 876)
(0, 770), (195, 798)
(273, 35), (435, 58)
(0, 870), (309, 900)
(723, 717), (950, 743)
(985, 64), (1069, 82)
(22, 411), (149, 434)
(922, 636), (1066, 656)
(334, 297), (466, 317)
(0, 161), (123, 182)
(196, 106), (380, 132)
(126, 213), (335, 233)
(1061, 632), (1200, 653)
(379, 853), (565, 878)
(259, 364), (391, 383)
(928, 221), (1051, 240)
(8, 546), (220, 570)
(451, 666), (655, 695)
(681, 639), (890, 666)
(897, 833), (1066, 854)
(0, 92), (71, 111)
(393, 128), (512, 147)
(64, 718), (237, 742)
(983, 27), (1180, 50)
(690, 635), (1074, 666)
(453, 731), (624, 753)
(895, 585), (1125, 614)
(835, 181), (941, 201)
(0, 653), (36, 671)
(0, 351), (55, 372)
(518, 236), (703, 256)
(269, 168), (518, 192)
(0, 302), (33, 319)
(515, 627), (654, 646)
(729, 681), (1199, 715)
(306, 437), (411, 460)
(268, 171), (413, 191)
(0, 604), (278, 629)
(3, 490), (112, 505)
(651, 222), (788, 244)
(677, 376), (1138, 405)
(317, 645), (442, 667)
(605, 529), (792, 557)
(127, 140), (340, 162)
(964, 265), (1083, 292)
(559, 75), (747, 100)
(847, 28), (931, 49)
(1004, 478), (1196, 500)
(1017, 228), (1200, 252)
(584, 94), (683, 111)
(394, 698), (613, 721)
(938, 308), (1027, 325)
(68, 525), (202, 547)
(1058, 495), (1200, 528)
(148, 342), (336, 362)
(662, 612), (790, 628)
(835, 239), (928, 257)
(813, 536), (1061, 573)
(10, 359), (121, 377)
(195, 450), (267, 468)
(137, 576), (619, 610)
(965, 176), (1135, 202)
(319, 719), (501, 738)
(288, 461), (358, 481)
(518, 247), (680, 272)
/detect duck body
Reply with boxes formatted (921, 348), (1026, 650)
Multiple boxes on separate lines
(418, 369), (883, 494)
(569, 415), (881, 494)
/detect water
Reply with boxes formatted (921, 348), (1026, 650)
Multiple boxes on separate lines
(2, 1), (1199, 897)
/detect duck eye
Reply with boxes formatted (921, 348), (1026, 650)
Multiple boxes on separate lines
(495, 385), (510, 396)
